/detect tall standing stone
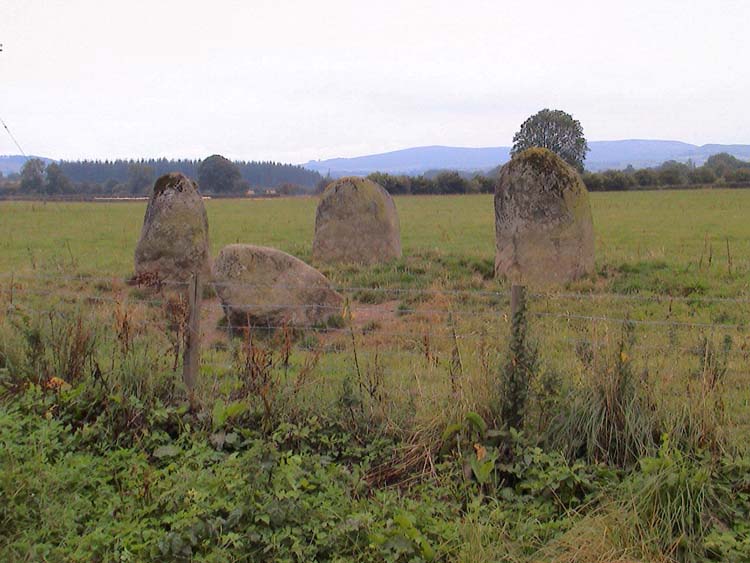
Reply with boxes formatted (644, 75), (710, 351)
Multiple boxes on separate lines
(494, 148), (594, 286)
(134, 172), (210, 282)
(313, 177), (401, 265)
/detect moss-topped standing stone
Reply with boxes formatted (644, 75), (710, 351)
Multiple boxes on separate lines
(313, 177), (401, 265)
(134, 172), (210, 282)
(494, 148), (594, 286)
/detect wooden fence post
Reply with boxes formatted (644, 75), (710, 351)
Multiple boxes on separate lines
(183, 272), (201, 392)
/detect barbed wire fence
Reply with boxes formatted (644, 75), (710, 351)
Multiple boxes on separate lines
(1, 270), (748, 394)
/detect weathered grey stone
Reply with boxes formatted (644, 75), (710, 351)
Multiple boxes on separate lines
(134, 172), (210, 282)
(213, 244), (343, 328)
(313, 177), (401, 265)
(494, 148), (594, 286)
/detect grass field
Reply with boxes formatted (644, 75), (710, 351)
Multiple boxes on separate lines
(2, 190), (749, 282)
(1, 190), (750, 561)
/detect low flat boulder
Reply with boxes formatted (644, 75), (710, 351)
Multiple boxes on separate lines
(213, 244), (343, 328)
(313, 177), (401, 265)
(134, 172), (210, 283)
(494, 148), (594, 286)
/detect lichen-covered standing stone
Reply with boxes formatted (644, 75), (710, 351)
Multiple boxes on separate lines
(494, 148), (594, 286)
(313, 177), (401, 264)
(134, 172), (210, 282)
(213, 244), (343, 328)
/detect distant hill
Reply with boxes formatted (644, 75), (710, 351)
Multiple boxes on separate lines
(303, 140), (750, 176)
(586, 141), (750, 170)
(303, 146), (512, 176)
(0, 155), (55, 175)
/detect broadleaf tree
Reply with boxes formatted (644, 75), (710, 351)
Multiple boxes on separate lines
(511, 109), (589, 171)
(44, 163), (74, 194)
(198, 154), (243, 193)
(20, 158), (46, 193)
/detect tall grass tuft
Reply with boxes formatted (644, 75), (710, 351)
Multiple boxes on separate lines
(4, 309), (97, 387)
(623, 438), (723, 562)
(547, 321), (660, 468)
(665, 334), (732, 458)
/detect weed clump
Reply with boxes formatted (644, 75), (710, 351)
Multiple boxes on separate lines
(496, 290), (538, 431)
(547, 322), (660, 467)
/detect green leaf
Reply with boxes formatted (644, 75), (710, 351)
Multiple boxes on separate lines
(212, 399), (226, 430)
(464, 412), (487, 437)
(441, 423), (463, 443)
(153, 444), (180, 459)
(225, 400), (247, 420)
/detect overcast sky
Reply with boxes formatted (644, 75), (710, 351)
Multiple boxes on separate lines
(1, 0), (749, 163)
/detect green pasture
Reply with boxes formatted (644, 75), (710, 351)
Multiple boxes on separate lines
(1, 189), (748, 288)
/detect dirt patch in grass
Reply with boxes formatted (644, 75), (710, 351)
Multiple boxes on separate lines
(350, 300), (400, 328)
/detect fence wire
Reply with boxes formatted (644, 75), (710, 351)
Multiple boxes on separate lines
(3, 280), (747, 333)
(2, 272), (748, 359)
(4, 270), (750, 304)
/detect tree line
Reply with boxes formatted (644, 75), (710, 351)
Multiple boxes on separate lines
(0, 155), (323, 196)
(6, 152), (748, 198)
(353, 170), (495, 195)
(4, 151), (749, 198)
(350, 153), (746, 196)
(346, 152), (750, 196)
(580, 153), (750, 191)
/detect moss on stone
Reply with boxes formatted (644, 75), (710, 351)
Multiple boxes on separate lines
(154, 172), (195, 196)
(512, 148), (578, 185)
(322, 177), (391, 222)
(135, 172), (210, 281)
(314, 176), (401, 264)
(495, 148), (594, 286)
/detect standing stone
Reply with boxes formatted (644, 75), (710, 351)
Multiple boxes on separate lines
(494, 148), (594, 286)
(213, 244), (343, 328)
(134, 172), (210, 282)
(313, 177), (401, 265)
